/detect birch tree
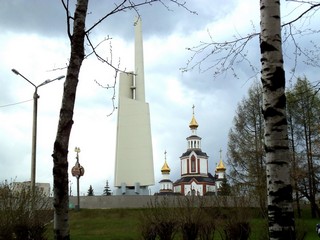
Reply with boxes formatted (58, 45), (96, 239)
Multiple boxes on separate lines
(52, 1), (193, 239)
(182, 1), (320, 239)
(260, 1), (295, 239)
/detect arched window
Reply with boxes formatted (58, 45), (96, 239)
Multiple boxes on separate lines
(191, 155), (196, 172)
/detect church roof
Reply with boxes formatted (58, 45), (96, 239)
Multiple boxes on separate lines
(180, 149), (208, 158)
(174, 173), (216, 185)
(159, 179), (173, 183)
(186, 135), (201, 140)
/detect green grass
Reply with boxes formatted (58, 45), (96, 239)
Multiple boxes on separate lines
(45, 208), (320, 240)
(48, 209), (142, 240)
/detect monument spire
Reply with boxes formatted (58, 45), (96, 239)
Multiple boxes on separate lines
(134, 17), (145, 102)
(114, 17), (154, 195)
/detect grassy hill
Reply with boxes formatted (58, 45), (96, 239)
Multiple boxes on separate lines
(45, 208), (320, 240)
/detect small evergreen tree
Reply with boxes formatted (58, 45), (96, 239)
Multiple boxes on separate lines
(87, 185), (94, 196)
(218, 177), (231, 196)
(103, 180), (112, 196)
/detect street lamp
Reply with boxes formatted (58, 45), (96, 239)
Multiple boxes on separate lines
(71, 147), (85, 211)
(11, 69), (64, 194)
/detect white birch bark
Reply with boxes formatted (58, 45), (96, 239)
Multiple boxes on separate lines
(259, 0), (295, 239)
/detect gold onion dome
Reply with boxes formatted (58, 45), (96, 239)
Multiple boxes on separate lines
(161, 151), (170, 173)
(189, 105), (199, 129)
(216, 159), (226, 172)
(161, 160), (171, 173)
(189, 115), (198, 129)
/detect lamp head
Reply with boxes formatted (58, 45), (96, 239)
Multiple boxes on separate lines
(12, 69), (19, 75)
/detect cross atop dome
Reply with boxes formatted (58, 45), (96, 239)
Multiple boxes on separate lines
(216, 149), (226, 172)
(189, 104), (199, 130)
(161, 150), (171, 173)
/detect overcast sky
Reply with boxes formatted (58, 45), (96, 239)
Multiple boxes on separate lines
(0, 1), (319, 195)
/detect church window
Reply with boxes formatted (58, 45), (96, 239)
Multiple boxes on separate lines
(191, 155), (196, 172)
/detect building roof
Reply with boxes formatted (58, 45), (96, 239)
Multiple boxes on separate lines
(173, 173), (216, 185)
(159, 179), (173, 183)
(180, 149), (208, 158)
(186, 135), (201, 140)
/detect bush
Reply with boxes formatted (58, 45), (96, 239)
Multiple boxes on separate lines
(223, 221), (251, 240)
(140, 196), (216, 240)
(0, 181), (52, 240)
(140, 197), (179, 240)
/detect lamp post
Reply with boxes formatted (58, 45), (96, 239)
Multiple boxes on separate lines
(71, 147), (85, 211)
(11, 69), (64, 194)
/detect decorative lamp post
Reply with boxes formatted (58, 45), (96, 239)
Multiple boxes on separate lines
(71, 147), (84, 210)
(11, 69), (64, 195)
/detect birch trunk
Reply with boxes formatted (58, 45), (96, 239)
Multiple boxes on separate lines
(52, 0), (88, 239)
(259, 0), (295, 239)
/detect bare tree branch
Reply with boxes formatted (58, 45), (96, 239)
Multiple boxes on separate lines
(86, 0), (196, 34)
(182, 1), (320, 82)
(61, 0), (73, 40)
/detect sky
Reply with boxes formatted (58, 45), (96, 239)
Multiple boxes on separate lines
(0, 0), (319, 196)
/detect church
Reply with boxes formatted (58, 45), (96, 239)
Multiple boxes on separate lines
(158, 106), (226, 196)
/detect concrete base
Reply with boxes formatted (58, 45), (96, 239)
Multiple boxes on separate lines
(114, 183), (150, 195)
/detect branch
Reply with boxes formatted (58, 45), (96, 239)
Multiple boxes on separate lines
(86, 0), (196, 34)
(181, 31), (260, 80)
(182, 1), (320, 81)
(283, 2), (320, 27)
(61, 0), (73, 40)
(85, 33), (129, 116)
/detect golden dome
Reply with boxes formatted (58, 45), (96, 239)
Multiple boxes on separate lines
(189, 105), (199, 129)
(216, 159), (226, 172)
(161, 151), (170, 173)
(161, 160), (171, 173)
(189, 115), (198, 129)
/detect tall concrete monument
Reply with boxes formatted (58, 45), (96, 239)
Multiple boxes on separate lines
(114, 18), (154, 195)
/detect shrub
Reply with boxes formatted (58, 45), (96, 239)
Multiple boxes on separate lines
(0, 181), (52, 240)
(140, 196), (216, 240)
(140, 196), (179, 240)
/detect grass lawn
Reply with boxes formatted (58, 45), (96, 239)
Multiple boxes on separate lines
(47, 209), (142, 240)
(45, 208), (320, 240)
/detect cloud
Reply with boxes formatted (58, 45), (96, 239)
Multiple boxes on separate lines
(1, 0), (319, 196)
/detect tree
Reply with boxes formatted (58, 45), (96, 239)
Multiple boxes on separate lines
(287, 77), (320, 218)
(52, 1), (194, 239)
(227, 81), (266, 209)
(103, 180), (112, 196)
(181, 1), (320, 239)
(87, 185), (94, 196)
(260, 1), (295, 238)
(52, 1), (88, 239)
(217, 176), (231, 196)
